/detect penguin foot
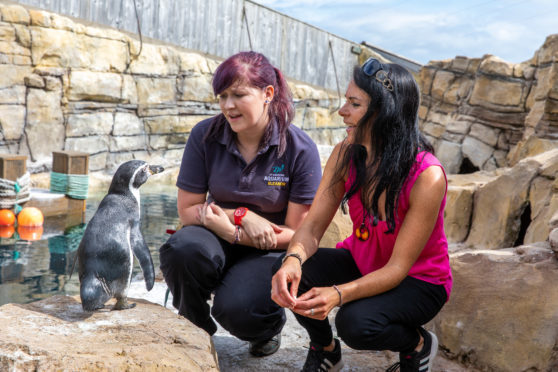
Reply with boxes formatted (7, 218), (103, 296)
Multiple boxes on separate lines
(113, 297), (136, 310)
(82, 303), (106, 312)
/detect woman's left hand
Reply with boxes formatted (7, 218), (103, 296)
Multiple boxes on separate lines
(198, 202), (234, 239)
(241, 211), (281, 250)
(292, 286), (340, 320)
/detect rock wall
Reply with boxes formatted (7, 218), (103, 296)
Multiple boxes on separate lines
(445, 139), (558, 248)
(436, 142), (558, 372)
(418, 33), (558, 372)
(419, 35), (558, 174)
(0, 1), (345, 173)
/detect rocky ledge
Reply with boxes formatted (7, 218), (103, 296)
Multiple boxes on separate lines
(0, 294), (218, 371)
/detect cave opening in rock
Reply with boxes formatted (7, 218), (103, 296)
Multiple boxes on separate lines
(458, 157), (480, 174)
(513, 202), (532, 247)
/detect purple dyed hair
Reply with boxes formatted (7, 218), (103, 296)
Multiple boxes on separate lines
(210, 51), (294, 156)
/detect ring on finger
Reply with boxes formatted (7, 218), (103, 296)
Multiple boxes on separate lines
(310, 308), (314, 316)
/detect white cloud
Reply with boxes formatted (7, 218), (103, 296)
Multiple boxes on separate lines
(482, 22), (527, 42)
(251, 0), (558, 64)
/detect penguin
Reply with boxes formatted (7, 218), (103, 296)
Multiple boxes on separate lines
(75, 160), (164, 311)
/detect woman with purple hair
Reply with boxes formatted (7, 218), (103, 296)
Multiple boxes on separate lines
(159, 51), (322, 357)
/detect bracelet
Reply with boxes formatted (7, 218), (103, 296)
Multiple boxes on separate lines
(281, 253), (302, 267)
(332, 284), (343, 307)
(232, 225), (241, 244)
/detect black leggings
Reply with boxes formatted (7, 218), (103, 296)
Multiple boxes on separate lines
(159, 225), (286, 341)
(282, 248), (447, 353)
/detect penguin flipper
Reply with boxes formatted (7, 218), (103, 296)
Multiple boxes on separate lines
(69, 239), (85, 279)
(131, 221), (155, 291)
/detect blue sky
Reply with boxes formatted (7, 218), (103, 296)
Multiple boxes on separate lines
(253, 0), (558, 65)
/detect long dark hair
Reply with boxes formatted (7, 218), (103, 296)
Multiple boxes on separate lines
(334, 63), (433, 233)
(208, 51), (294, 156)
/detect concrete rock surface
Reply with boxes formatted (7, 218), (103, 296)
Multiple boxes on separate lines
(129, 282), (476, 372)
(0, 293), (218, 371)
(432, 245), (558, 372)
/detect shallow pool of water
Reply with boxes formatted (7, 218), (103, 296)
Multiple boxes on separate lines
(0, 185), (178, 306)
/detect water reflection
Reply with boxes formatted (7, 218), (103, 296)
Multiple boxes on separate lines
(0, 185), (178, 306)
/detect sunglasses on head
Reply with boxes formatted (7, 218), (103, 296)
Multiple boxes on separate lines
(362, 58), (394, 92)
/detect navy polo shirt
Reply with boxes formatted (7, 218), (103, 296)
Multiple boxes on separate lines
(177, 115), (322, 225)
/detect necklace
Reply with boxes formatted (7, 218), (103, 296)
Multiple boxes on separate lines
(355, 213), (378, 241)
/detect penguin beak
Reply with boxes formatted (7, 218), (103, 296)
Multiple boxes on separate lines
(148, 165), (164, 175)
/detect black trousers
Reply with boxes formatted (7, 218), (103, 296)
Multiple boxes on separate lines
(280, 248), (447, 353)
(159, 225), (286, 341)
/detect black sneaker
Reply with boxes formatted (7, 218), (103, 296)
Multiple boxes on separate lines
(302, 338), (344, 372)
(386, 328), (438, 372)
(249, 333), (281, 357)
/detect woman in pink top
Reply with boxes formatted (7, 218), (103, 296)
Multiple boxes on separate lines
(271, 58), (452, 372)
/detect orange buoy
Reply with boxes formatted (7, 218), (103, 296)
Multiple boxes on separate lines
(17, 207), (44, 227)
(17, 225), (43, 241)
(0, 209), (16, 226)
(0, 225), (15, 238)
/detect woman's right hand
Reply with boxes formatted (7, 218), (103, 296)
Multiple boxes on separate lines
(198, 202), (235, 242)
(271, 257), (301, 309)
(241, 211), (282, 249)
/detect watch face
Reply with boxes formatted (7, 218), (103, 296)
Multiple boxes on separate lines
(234, 207), (247, 217)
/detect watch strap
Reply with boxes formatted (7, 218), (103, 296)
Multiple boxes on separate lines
(281, 252), (303, 267)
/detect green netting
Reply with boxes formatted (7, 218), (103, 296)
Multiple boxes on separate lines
(50, 172), (89, 200)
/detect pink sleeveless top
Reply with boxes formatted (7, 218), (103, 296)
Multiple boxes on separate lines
(336, 152), (452, 299)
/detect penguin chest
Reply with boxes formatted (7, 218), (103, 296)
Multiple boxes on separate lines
(124, 226), (134, 286)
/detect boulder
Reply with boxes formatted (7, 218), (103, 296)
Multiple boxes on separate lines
(430, 70), (455, 101)
(507, 135), (558, 166)
(461, 136), (494, 169)
(525, 174), (558, 244)
(109, 135), (148, 152)
(30, 27), (127, 71)
(136, 77), (176, 105)
(434, 140), (462, 174)
(178, 73), (214, 102)
(24, 88), (64, 165)
(67, 70), (123, 102)
(0, 65), (32, 89)
(66, 112), (114, 137)
(0, 105), (25, 140)
(433, 246), (558, 372)
(478, 55), (514, 76)
(128, 43), (180, 76)
(466, 159), (538, 249)
(0, 295), (219, 371)
(469, 75), (526, 109)
(320, 208), (353, 248)
(113, 112), (144, 136)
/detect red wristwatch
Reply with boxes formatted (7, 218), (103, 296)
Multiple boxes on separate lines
(234, 207), (248, 226)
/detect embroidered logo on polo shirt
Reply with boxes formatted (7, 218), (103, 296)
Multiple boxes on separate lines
(265, 163), (289, 186)
(272, 164), (284, 173)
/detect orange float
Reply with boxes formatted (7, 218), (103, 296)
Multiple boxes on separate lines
(0, 209), (16, 226)
(17, 225), (44, 241)
(17, 207), (44, 227)
(0, 225), (15, 238)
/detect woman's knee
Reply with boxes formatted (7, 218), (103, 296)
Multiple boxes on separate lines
(335, 306), (384, 350)
(159, 226), (224, 274)
(212, 293), (284, 340)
